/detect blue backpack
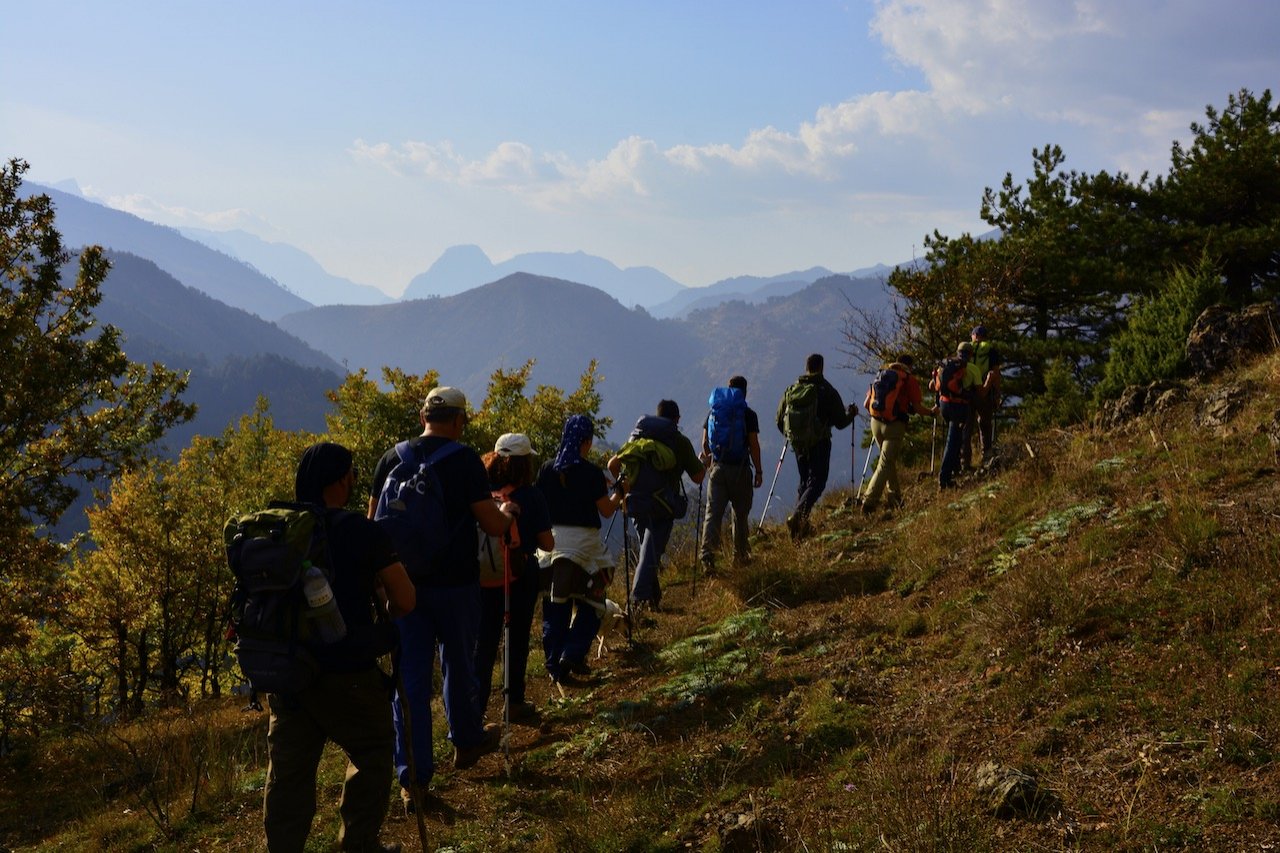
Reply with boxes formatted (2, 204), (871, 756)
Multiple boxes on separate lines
(373, 440), (465, 578)
(706, 386), (748, 463)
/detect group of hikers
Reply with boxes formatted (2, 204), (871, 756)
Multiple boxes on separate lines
(245, 335), (1002, 852)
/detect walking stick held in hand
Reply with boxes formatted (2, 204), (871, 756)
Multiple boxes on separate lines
(759, 439), (789, 531)
(501, 534), (514, 776)
(693, 477), (704, 597)
(856, 435), (878, 504)
(393, 647), (430, 848)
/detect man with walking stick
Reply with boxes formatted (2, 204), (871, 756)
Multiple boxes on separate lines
(861, 355), (936, 514)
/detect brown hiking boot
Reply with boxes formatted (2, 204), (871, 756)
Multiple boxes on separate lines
(453, 724), (500, 770)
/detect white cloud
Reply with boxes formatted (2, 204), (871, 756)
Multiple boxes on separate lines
(84, 187), (274, 233)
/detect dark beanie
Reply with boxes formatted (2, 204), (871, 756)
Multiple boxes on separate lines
(294, 442), (353, 504)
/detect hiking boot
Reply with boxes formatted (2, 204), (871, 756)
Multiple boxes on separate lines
(699, 557), (716, 576)
(508, 699), (540, 722)
(453, 724), (500, 770)
(566, 659), (592, 678)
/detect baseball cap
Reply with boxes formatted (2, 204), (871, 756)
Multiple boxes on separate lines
(423, 386), (467, 413)
(495, 433), (534, 457)
(971, 325), (988, 338)
(957, 341), (975, 355)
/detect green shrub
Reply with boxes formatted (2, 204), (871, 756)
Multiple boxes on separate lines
(1095, 254), (1226, 401)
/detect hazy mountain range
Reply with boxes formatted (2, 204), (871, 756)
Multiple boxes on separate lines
(26, 180), (900, 527)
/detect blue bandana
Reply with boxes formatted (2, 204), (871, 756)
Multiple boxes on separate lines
(553, 414), (595, 472)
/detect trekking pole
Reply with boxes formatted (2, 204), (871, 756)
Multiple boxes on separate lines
(929, 389), (941, 474)
(758, 440), (789, 531)
(501, 540), (513, 777)
(851, 414), (858, 489)
(621, 496), (632, 645)
(393, 648), (430, 848)
(856, 436), (879, 503)
(693, 477), (704, 597)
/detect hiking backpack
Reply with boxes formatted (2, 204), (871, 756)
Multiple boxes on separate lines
(930, 357), (970, 402)
(865, 364), (909, 422)
(782, 380), (823, 449)
(616, 435), (688, 520)
(478, 485), (522, 588)
(706, 386), (748, 463)
(224, 501), (338, 696)
(373, 440), (465, 578)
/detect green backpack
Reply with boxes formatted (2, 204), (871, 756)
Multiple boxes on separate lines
(782, 381), (823, 449)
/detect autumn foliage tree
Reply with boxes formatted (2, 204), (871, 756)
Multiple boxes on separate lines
(0, 159), (194, 656)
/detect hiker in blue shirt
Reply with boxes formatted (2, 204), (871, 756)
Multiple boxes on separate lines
(608, 400), (705, 611)
(699, 376), (763, 571)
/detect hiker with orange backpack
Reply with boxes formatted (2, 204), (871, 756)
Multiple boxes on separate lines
(931, 343), (982, 489)
(861, 355), (937, 514)
(474, 434), (554, 725)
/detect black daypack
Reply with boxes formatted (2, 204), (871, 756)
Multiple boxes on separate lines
(707, 386), (748, 463)
(930, 357), (970, 402)
(224, 502), (335, 696)
(373, 440), (465, 578)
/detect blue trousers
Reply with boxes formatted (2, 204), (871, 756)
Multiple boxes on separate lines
(542, 597), (601, 679)
(939, 402), (969, 488)
(391, 582), (483, 789)
(629, 514), (673, 604)
(794, 438), (832, 519)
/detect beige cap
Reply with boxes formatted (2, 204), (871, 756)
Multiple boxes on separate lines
(423, 386), (468, 413)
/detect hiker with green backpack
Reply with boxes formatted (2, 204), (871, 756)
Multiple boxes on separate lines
(775, 353), (857, 537)
(246, 441), (415, 853)
(608, 400), (705, 611)
(699, 376), (763, 572)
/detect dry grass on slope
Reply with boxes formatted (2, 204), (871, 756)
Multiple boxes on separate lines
(10, 356), (1280, 852)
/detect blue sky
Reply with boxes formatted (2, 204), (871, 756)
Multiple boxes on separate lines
(4, 1), (1278, 296)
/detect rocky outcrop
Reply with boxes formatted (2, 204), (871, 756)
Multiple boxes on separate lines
(975, 761), (1058, 819)
(1186, 302), (1280, 379)
(1099, 381), (1186, 429)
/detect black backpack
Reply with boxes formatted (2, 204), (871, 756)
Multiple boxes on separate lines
(930, 357), (970, 401)
(373, 440), (465, 578)
(224, 502), (334, 696)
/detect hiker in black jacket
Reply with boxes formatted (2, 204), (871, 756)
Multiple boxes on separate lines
(265, 442), (415, 853)
(775, 353), (856, 537)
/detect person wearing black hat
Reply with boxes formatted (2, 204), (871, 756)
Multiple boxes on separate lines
(265, 442), (415, 853)
(965, 325), (1003, 468)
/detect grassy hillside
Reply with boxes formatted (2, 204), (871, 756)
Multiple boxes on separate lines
(6, 352), (1280, 851)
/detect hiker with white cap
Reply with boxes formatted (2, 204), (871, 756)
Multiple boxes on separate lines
(474, 433), (554, 722)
